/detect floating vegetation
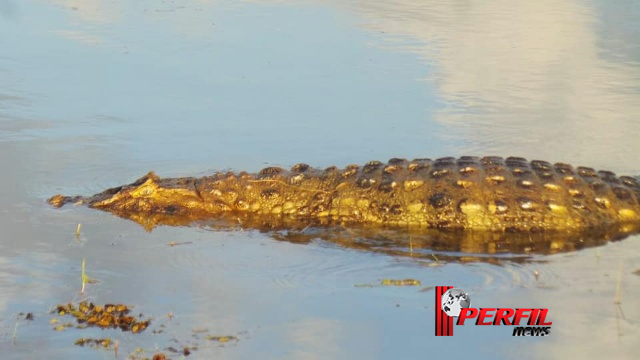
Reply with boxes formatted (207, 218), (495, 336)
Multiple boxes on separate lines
(81, 258), (87, 294)
(36, 301), (246, 357)
(381, 279), (421, 286)
(55, 301), (151, 333)
(188, 328), (244, 349)
(53, 322), (75, 331)
(78, 259), (99, 293)
(206, 335), (238, 343)
(12, 322), (18, 344)
(354, 278), (422, 288)
(167, 241), (193, 247)
(166, 346), (195, 356)
(74, 337), (120, 359)
(74, 337), (112, 349)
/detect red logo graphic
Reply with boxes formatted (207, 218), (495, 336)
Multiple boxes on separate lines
(435, 286), (454, 336)
(435, 286), (552, 336)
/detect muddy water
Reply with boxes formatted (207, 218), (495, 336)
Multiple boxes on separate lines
(1, 0), (640, 358)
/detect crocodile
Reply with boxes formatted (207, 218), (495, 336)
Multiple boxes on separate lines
(48, 156), (640, 241)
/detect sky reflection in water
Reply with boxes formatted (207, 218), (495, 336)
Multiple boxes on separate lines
(1, 0), (640, 359)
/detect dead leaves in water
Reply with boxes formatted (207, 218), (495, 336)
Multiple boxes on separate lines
(74, 337), (113, 348)
(166, 346), (195, 356)
(55, 301), (150, 333)
(354, 278), (422, 288)
(380, 279), (421, 286)
(206, 335), (238, 343)
(190, 327), (243, 347)
(52, 322), (75, 331)
(50, 302), (244, 357)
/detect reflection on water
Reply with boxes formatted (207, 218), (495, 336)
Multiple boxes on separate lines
(1, 0), (640, 359)
(339, 0), (640, 171)
(268, 225), (635, 261)
(59, 208), (640, 262)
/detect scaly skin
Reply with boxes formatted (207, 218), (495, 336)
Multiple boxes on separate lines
(48, 156), (640, 238)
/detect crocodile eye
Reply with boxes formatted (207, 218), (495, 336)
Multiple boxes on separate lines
(163, 205), (179, 214)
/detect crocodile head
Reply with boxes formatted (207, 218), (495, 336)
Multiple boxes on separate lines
(48, 172), (211, 230)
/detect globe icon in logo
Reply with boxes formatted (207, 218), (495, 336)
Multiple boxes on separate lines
(441, 288), (471, 317)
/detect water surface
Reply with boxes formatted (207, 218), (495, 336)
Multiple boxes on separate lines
(1, 0), (640, 358)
